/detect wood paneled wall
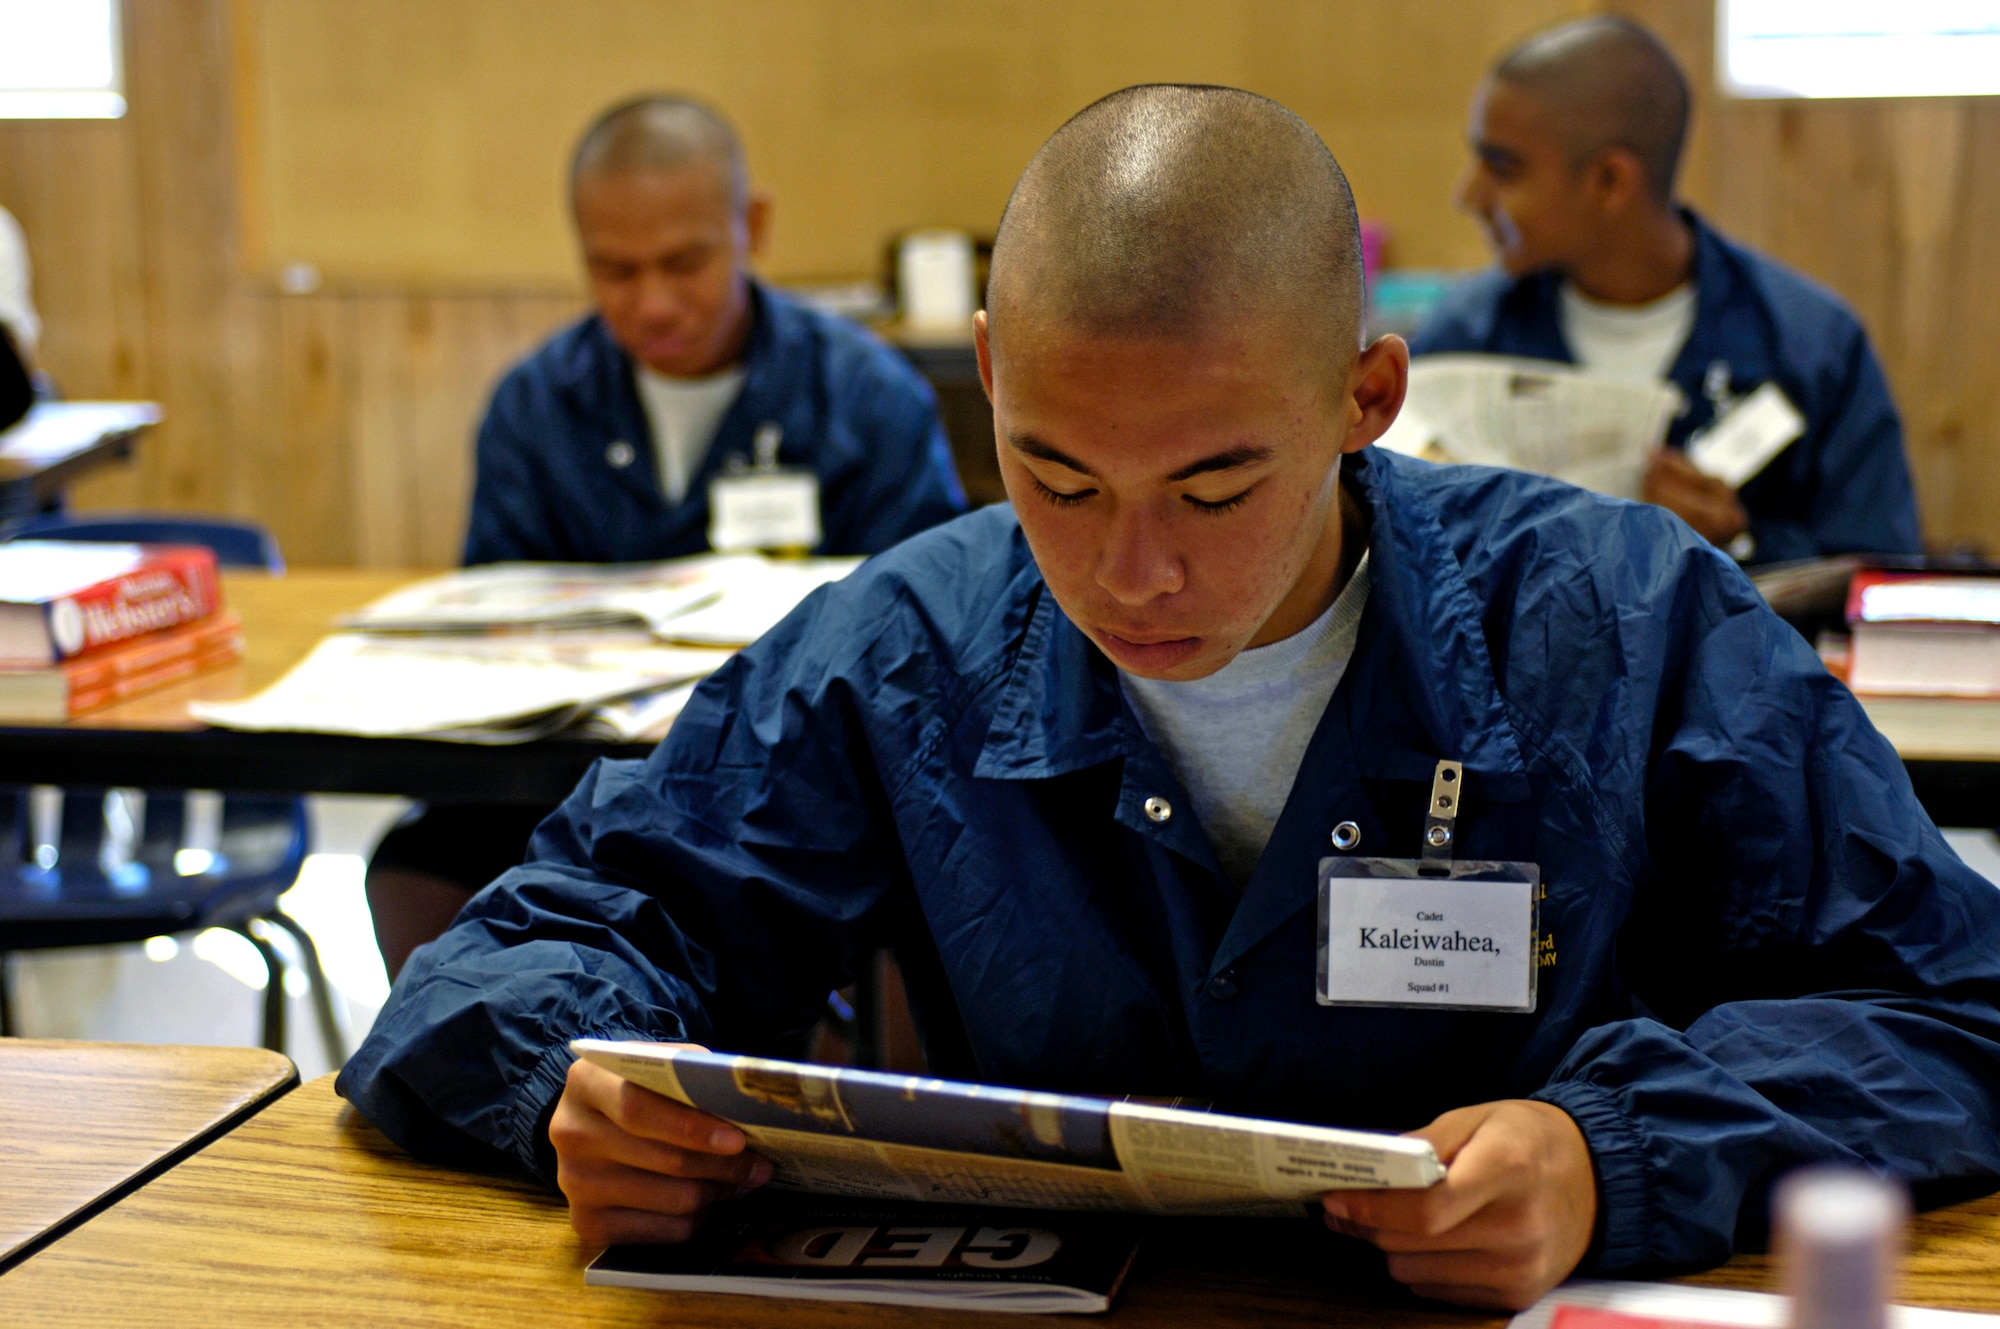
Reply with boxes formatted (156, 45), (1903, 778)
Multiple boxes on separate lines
(3, 0), (1997, 566)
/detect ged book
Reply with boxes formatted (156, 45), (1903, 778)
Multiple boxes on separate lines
(0, 541), (222, 665)
(571, 1041), (1444, 1219)
(587, 1195), (1143, 1314)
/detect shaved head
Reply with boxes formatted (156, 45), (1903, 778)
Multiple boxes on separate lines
(987, 85), (1363, 374)
(570, 95), (748, 209)
(1493, 17), (1689, 202)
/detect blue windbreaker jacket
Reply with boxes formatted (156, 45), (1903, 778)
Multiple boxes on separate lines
(1410, 210), (1923, 564)
(342, 447), (2000, 1275)
(461, 281), (966, 564)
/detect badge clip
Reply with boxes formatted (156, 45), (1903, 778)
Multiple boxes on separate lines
(1420, 759), (1462, 874)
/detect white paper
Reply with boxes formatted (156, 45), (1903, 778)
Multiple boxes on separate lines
(0, 401), (162, 465)
(192, 633), (732, 739)
(658, 557), (859, 646)
(1511, 1278), (2000, 1329)
(339, 556), (760, 635)
(1686, 381), (1805, 488)
(1390, 355), (1682, 499)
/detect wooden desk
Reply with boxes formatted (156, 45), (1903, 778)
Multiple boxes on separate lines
(0, 570), (652, 803)
(5, 1073), (1998, 1325)
(0, 1039), (296, 1274)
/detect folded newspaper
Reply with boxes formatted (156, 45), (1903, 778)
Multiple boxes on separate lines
(1376, 354), (1682, 499)
(342, 554), (861, 648)
(572, 1041), (1445, 1218)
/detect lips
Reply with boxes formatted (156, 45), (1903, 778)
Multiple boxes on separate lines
(1096, 628), (1205, 675)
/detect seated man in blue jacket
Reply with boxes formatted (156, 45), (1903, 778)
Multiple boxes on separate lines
(1411, 17), (1922, 565)
(341, 86), (2000, 1311)
(366, 95), (966, 974)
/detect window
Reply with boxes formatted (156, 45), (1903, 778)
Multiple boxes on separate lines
(1720, 0), (2000, 99)
(0, 0), (124, 119)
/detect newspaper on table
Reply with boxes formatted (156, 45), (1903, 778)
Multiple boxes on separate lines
(572, 1041), (1445, 1218)
(195, 553), (863, 742)
(341, 553), (861, 648)
(192, 633), (734, 742)
(1376, 354), (1682, 499)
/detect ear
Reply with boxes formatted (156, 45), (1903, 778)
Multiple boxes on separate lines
(973, 310), (995, 402)
(1586, 146), (1649, 217)
(1341, 335), (1410, 455)
(743, 193), (773, 259)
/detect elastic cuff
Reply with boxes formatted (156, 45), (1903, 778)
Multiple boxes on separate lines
(1533, 1077), (1655, 1272)
(505, 1022), (677, 1185)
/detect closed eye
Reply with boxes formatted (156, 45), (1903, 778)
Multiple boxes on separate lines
(1030, 474), (1094, 508)
(1184, 485), (1256, 514)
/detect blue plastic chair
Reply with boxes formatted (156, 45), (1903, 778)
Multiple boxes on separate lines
(5, 511), (285, 573)
(0, 515), (340, 1061)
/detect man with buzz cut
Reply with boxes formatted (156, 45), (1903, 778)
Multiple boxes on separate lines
(341, 86), (2000, 1311)
(1414, 17), (1922, 564)
(365, 95), (966, 975)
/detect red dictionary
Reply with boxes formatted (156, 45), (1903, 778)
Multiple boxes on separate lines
(0, 613), (244, 720)
(0, 541), (223, 665)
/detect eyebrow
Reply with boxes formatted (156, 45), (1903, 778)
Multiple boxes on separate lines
(1006, 433), (1275, 483)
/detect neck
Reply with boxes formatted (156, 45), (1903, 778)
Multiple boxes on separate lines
(1565, 206), (1694, 306)
(1246, 482), (1366, 648)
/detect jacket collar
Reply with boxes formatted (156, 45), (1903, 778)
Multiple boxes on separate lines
(972, 448), (1531, 798)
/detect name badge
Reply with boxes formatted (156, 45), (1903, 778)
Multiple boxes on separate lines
(1686, 381), (1805, 489)
(708, 422), (823, 553)
(1315, 760), (1539, 1013)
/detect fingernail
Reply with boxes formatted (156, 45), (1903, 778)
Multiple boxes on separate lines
(1324, 1197), (1349, 1220)
(750, 1158), (774, 1186)
(710, 1126), (743, 1151)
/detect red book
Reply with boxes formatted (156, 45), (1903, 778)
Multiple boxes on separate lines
(0, 540), (222, 665)
(1845, 568), (2000, 698)
(0, 614), (244, 720)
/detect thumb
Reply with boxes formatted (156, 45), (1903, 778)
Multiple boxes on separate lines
(1405, 1101), (1497, 1166)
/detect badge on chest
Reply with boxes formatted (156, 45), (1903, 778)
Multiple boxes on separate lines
(709, 422), (823, 553)
(1316, 760), (1539, 1013)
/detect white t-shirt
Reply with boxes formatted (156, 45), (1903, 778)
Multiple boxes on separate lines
(1120, 551), (1372, 889)
(1558, 280), (1696, 381)
(0, 206), (40, 358)
(634, 364), (748, 504)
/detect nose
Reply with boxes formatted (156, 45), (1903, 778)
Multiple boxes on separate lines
(1095, 500), (1184, 606)
(1454, 161), (1487, 217)
(632, 268), (683, 325)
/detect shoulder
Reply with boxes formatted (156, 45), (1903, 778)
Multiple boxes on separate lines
(1408, 268), (1516, 354)
(761, 285), (933, 407)
(1701, 221), (1868, 357)
(487, 315), (619, 417)
(1381, 450), (1751, 636)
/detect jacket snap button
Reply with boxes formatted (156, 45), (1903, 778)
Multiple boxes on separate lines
(1331, 821), (1361, 851)
(1206, 969), (1239, 1001)
(605, 439), (636, 469)
(1143, 796), (1172, 823)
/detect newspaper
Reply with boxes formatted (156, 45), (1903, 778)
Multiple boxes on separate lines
(192, 633), (733, 741)
(1377, 354), (1682, 499)
(341, 553), (861, 647)
(572, 1041), (1445, 1218)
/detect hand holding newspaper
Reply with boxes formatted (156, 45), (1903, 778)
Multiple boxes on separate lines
(571, 1041), (1444, 1218)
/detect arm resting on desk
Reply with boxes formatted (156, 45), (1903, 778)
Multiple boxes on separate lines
(1532, 577), (2000, 1272)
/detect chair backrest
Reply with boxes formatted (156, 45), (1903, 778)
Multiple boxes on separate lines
(6, 511), (284, 572)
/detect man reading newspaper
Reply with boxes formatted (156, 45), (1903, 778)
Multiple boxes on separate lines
(340, 86), (2000, 1311)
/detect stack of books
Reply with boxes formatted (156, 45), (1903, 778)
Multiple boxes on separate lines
(0, 540), (242, 721)
(1843, 569), (2000, 757)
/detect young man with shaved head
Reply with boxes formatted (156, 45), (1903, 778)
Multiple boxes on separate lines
(1415, 17), (1922, 564)
(343, 86), (2000, 1311)
(365, 96), (966, 975)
